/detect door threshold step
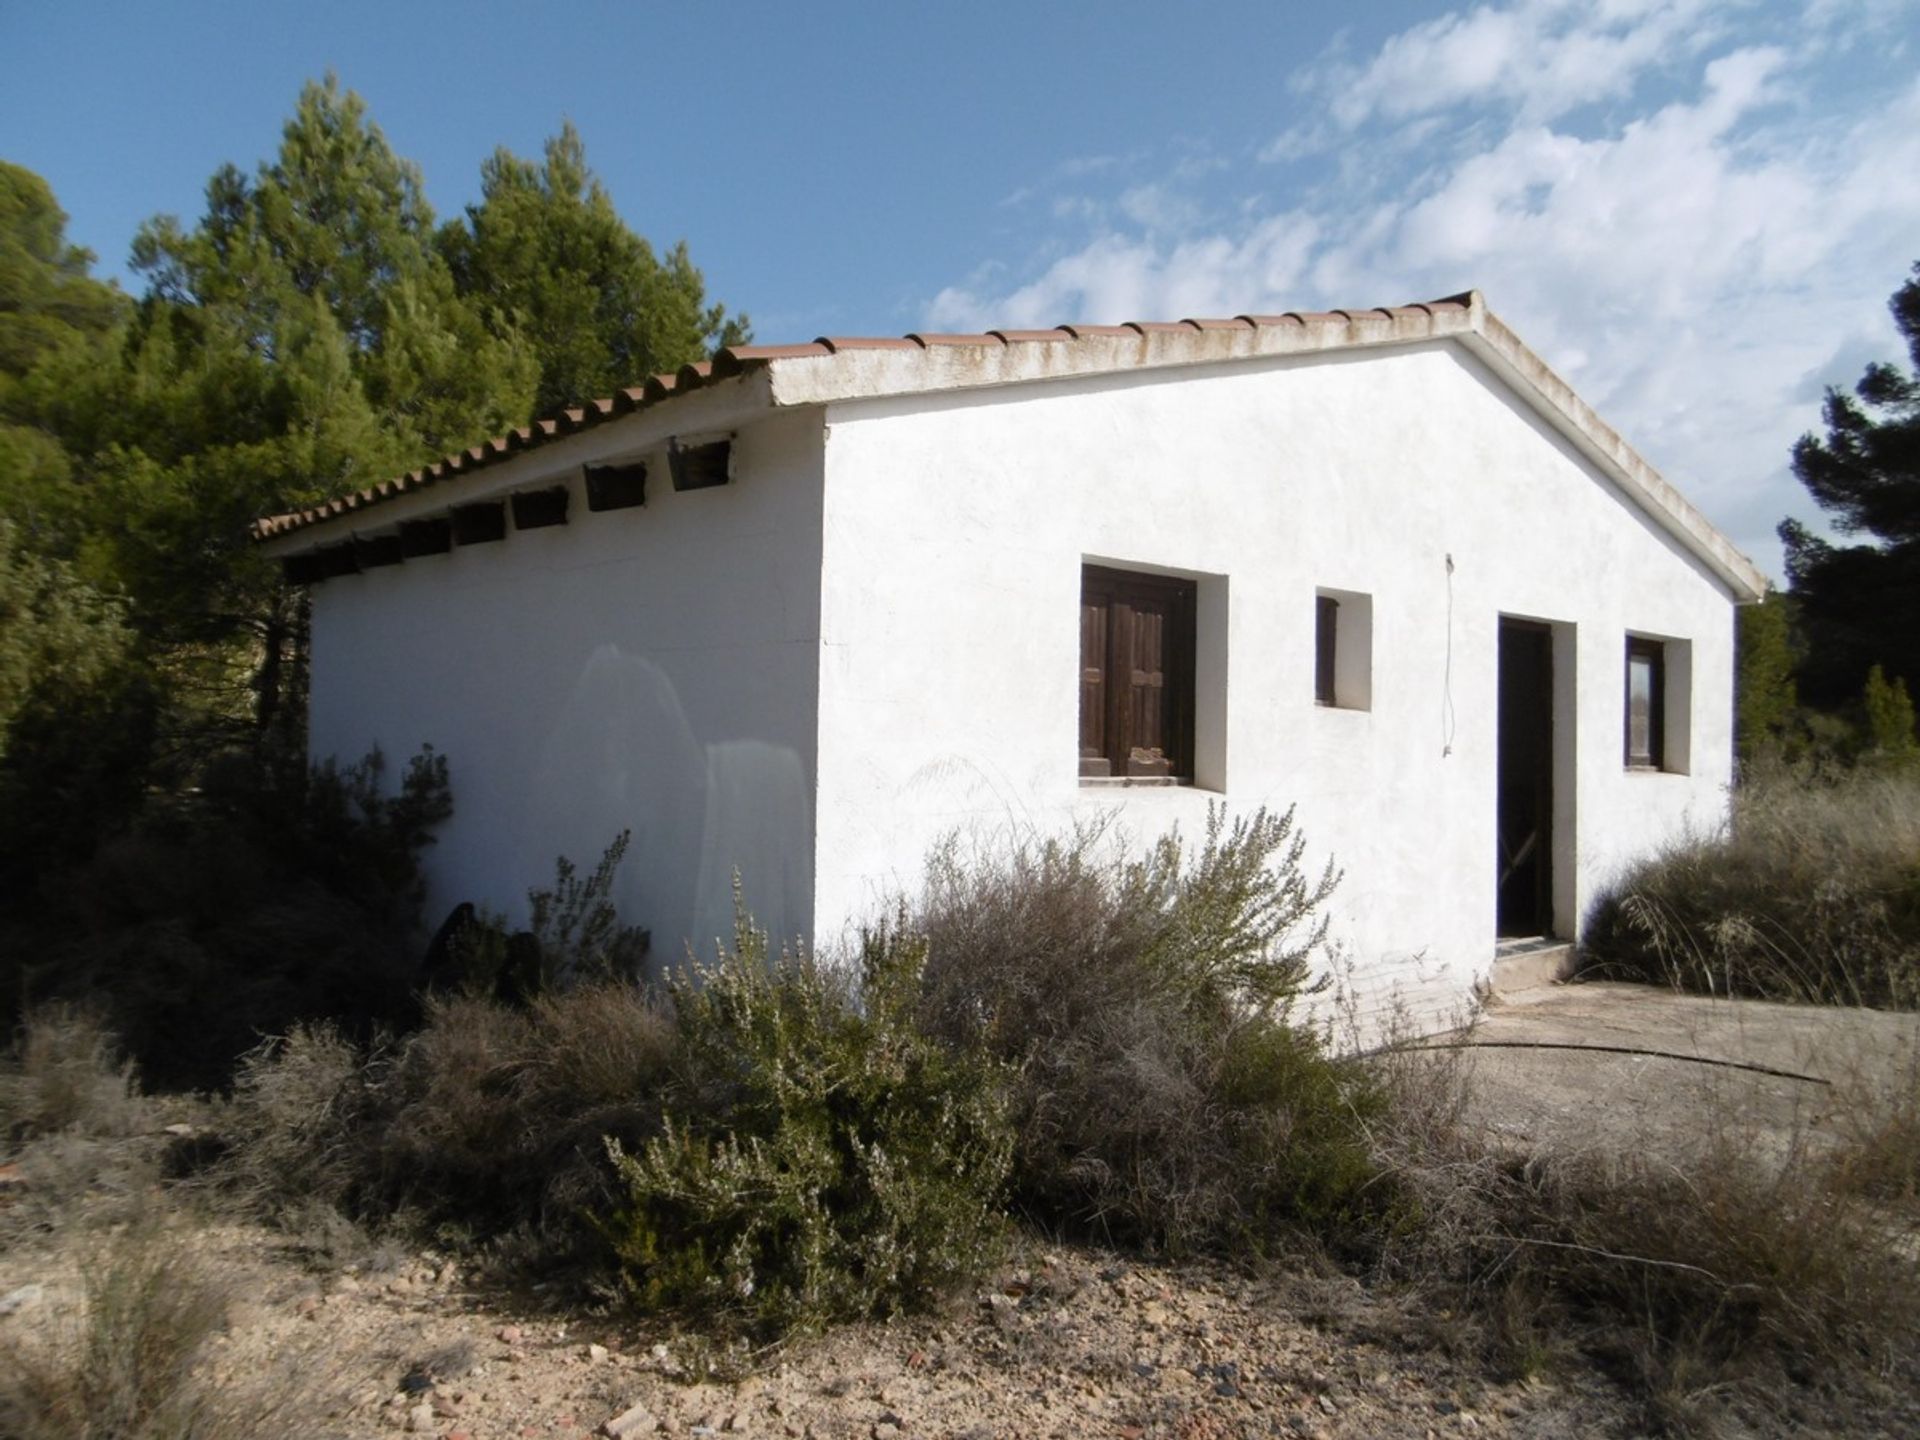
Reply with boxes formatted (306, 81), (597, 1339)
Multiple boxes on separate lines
(1489, 940), (1575, 995)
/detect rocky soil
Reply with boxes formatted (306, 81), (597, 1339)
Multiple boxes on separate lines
(2, 1194), (1631, 1440)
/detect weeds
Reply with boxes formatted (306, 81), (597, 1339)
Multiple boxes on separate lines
(1581, 759), (1920, 1007)
(0, 1224), (244, 1440)
(222, 980), (679, 1259)
(0, 1006), (145, 1144)
(1825, 1055), (1920, 1205)
(1366, 1037), (1920, 1430)
(2, 747), (450, 1091)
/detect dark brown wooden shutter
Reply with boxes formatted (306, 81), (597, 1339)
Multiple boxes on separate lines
(1125, 590), (1172, 775)
(1079, 578), (1112, 777)
(1315, 595), (1339, 705)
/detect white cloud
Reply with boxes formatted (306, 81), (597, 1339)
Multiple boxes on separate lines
(923, 2), (1920, 574)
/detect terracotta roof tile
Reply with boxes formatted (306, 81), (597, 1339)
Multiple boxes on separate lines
(722, 343), (835, 362)
(1125, 321), (1196, 335)
(1183, 317), (1255, 332)
(988, 328), (1072, 344)
(906, 332), (1007, 347)
(1058, 324), (1137, 339)
(816, 336), (921, 353)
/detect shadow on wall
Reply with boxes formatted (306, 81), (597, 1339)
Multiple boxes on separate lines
(519, 645), (812, 964)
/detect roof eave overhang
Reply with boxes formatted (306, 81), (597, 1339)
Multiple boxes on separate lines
(255, 369), (773, 556)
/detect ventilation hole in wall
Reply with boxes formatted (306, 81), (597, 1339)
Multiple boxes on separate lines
(511, 486), (570, 530)
(316, 543), (362, 579)
(450, 502), (507, 546)
(353, 534), (405, 569)
(400, 518), (453, 557)
(281, 551), (328, 586)
(669, 438), (731, 492)
(585, 462), (648, 512)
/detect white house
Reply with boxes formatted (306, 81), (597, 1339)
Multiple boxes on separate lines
(256, 292), (1766, 1025)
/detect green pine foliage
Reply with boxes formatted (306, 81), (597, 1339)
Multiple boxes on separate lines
(1781, 259), (1920, 709)
(601, 912), (1014, 1337)
(439, 122), (749, 416)
(1734, 587), (1799, 764)
(1864, 664), (1919, 763)
(0, 518), (129, 759)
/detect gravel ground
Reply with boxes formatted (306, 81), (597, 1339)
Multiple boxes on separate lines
(181, 1226), (1625, 1440)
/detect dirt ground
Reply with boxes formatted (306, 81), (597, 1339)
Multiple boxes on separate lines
(4, 980), (1918, 1440)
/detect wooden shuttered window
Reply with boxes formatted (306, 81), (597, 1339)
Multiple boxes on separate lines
(1079, 565), (1197, 780)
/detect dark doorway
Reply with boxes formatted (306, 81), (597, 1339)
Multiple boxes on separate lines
(1497, 619), (1555, 937)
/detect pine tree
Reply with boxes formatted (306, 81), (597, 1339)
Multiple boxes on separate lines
(1862, 664), (1918, 763)
(0, 161), (129, 540)
(1735, 588), (1798, 764)
(440, 122), (748, 415)
(1781, 261), (1920, 707)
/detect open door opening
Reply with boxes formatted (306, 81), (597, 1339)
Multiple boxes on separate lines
(1497, 618), (1555, 938)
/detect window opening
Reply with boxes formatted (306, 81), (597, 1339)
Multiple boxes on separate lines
(1625, 636), (1664, 769)
(1313, 587), (1373, 711)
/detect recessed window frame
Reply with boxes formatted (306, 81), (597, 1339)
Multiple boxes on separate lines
(1624, 635), (1665, 770)
(1079, 563), (1197, 784)
(1313, 586), (1373, 711)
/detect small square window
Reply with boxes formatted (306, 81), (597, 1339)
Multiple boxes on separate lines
(1625, 636), (1664, 769)
(1314, 587), (1373, 710)
(1080, 564), (1196, 782)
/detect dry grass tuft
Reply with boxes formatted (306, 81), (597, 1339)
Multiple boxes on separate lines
(0, 1006), (146, 1144)
(0, 1221), (331, 1440)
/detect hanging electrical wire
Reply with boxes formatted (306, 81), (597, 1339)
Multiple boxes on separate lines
(1442, 552), (1457, 757)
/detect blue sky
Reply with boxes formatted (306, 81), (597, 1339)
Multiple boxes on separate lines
(4, 0), (1917, 574)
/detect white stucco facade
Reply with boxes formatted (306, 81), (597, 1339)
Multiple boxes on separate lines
(267, 296), (1762, 1023)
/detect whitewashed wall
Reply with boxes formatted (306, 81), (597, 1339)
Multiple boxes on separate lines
(305, 403), (826, 962)
(810, 342), (1738, 1028)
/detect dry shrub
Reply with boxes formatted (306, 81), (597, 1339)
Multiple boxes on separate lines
(1581, 760), (1920, 1007)
(374, 981), (678, 1230)
(914, 806), (1382, 1254)
(0, 1222), (323, 1440)
(216, 1021), (368, 1223)
(223, 979), (679, 1260)
(0, 1006), (145, 1144)
(1826, 1055), (1920, 1206)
